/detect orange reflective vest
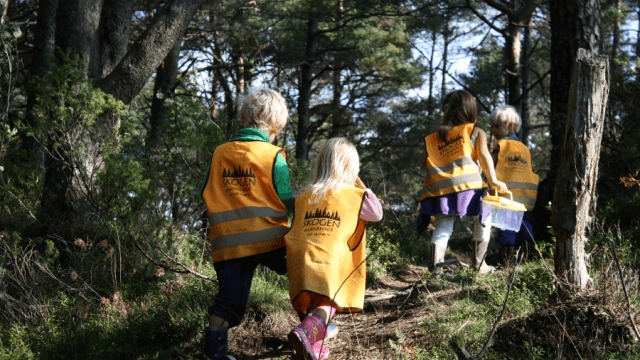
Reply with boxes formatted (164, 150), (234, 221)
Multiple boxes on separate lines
(285, 187), (367, 315)
(421, 123), (486, 200)
(495, 139), (539, 210)
(202, 141), (289, 263)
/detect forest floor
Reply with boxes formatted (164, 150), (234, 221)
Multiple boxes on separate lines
(230, 263), (435, 360)
(221, 234), (639, 360)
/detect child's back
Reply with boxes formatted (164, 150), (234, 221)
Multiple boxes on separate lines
(419, 90), (507, 273)
(489, 105), (539, 250)
(201, 88), (293, 360)
(285, 137), (382, 360)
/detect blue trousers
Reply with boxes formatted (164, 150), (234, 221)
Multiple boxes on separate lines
(208, 246), (287, 328)
(498, 212), (534, 247)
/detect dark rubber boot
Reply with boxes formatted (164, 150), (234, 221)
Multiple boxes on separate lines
(204, 326), (236, 360)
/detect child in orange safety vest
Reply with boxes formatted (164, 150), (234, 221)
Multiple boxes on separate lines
(489, 105), (539, 256)
(201, 88), (294, 360)
(285, 138), (383, 360)
(417, 90), (508, 273)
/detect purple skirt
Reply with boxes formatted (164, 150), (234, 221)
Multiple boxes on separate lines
(419, 189), (486, 217)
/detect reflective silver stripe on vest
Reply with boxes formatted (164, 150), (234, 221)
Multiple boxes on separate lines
(426, 173), (484, 193)
(513, 195), (536, 207)
(211, 226), (289, 251)
(505, 181), (539, 191)
(208, 206), (288, 225)
(426, 156), (478, 175)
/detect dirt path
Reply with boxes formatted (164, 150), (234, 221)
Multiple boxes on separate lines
(228, 265), (446, 360)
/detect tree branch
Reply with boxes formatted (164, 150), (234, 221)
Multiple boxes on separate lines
(98, 0), (204, 103)
(443, 68), (491, 113)
(466, 0), (507, 37)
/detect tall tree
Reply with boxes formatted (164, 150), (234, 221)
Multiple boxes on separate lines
(36, 0), (204, 232)
(552, 49), (609, 294)
(544, 0), (602, 236)
(467, 0), (543, 109)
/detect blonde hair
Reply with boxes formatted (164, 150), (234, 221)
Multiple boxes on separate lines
(238, 88), (288, 135)
(489, 105), (521, 133)
(304, 137), (360, 202)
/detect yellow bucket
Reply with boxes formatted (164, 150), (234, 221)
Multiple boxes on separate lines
(482, 190), (527, 231)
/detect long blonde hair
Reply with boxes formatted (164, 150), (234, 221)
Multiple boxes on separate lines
(305, 137), (360, 202)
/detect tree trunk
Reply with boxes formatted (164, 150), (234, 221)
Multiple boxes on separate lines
(98, 0), (133, 77)
(55, 0), (104, 79)
(440, 8), (450, 98)
(611, 0), (621, 71)
(0, 0), (8, 24)
(535, 0), (602, 244)
(520, 19), (531, 145)
(552, 48), (609, 295)
(330, 0), (344, 138)
(23, 0), (58, 165)
(428, 31), (436, 116)
(148, 38), (181, 150)
(39, 0), (203, 233)
(505, 23), (522, 108)
(296, 13), (318, 161)
(212, 30), (236, 136)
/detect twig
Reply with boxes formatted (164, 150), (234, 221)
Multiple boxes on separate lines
(119, 214), (217, 282)
(611, 227), (640, 341)
(551, 312), (584, 360)
(0, 185), (37, 220)
(475, 253), (520, 360)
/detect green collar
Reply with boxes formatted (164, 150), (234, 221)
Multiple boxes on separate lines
(233, 128), (270, 142)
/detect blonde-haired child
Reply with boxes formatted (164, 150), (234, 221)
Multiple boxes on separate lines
(238, 88), (289, 139)
(489, 105), (539, 254)
(201, 88), (294, 360)
(285, 138), (383, 360)
(418, 90), (507, 273)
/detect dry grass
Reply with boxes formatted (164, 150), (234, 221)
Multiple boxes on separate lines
(493, 260), (640, 359)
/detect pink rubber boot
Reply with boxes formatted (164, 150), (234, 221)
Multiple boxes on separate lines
(312, 341), (330, 359)
(288, 313), (326, 360)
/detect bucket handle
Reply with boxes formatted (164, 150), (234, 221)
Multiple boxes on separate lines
(491, 188), (513, 200)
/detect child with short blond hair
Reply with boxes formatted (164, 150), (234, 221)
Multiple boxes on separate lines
(489, 105), (539, 251)
(285, 138), (382, 360)
(201, 88), (294, 360)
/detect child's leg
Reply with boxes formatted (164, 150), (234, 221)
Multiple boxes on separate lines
(471, 216), (496, 273)
(205, 257), (258, 360)
(429, 214), (455, 269)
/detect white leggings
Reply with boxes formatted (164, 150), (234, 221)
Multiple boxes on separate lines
(430, 214), (490, 248)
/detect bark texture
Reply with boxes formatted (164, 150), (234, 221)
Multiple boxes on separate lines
(55, 0), (104, 79)
(548, 0), (601, 200)
(98, 0), (204, 103)
(39, 0), (203, 234)
(552, 49), (609, 294)
(535, 0), (602, 245)
(296, 13), (318, 161)
(99, 0), (134, 77)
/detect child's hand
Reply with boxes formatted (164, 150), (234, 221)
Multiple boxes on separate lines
(492, 180), (508, 194)
(355, 177), (367, 189)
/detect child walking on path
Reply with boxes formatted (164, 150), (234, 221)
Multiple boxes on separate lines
(285, 138), (383, 360)
(201, 88), (294, 360)
(418, 90), (508, 273)
(489, 105), (539, 255)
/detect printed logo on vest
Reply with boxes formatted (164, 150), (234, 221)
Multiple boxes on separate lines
(438, 133), (464, 158)
(303, 208), (341, 235)
(222, 166), (256, 195)
(506, 155), (528, 172)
